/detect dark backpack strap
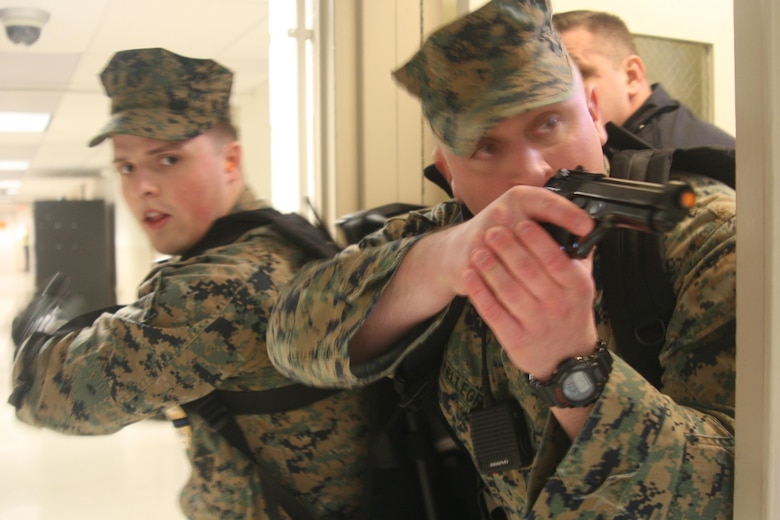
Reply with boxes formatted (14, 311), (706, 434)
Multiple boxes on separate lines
(604, 121), (654, 156)
(266, 211), (341, 258)
(423, 164), (454, 198)
(672, 146), (736, 189)
(56, 305), (127, 332)
(182, 207), (340, 261)
(212, 386), (341, 415)
(603, 141), (735, 387)
(181, 209), (275, 260)
(600, 149), (678, 388)
(394, 296), (468, 407)
(182, 394), (316, 520)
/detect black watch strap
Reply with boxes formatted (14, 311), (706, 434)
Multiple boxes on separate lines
(528, 341), (613, 408)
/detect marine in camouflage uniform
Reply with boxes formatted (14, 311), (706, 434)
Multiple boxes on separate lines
(267, 1), (735, 518)
(9, 48), (368, 519)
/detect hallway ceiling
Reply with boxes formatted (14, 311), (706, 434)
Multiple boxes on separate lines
(0, 0), (269, 205)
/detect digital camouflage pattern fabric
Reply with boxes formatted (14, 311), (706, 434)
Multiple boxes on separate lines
(89, 48), (233, 147)
(392, 0), (574, 156)
(267, 171), (736, 518)
(12, 190), (370, 519)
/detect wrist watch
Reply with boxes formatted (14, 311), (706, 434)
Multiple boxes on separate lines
(528, 341), (613, 408)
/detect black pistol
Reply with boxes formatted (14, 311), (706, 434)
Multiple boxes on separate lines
(543, 168), (696, 258)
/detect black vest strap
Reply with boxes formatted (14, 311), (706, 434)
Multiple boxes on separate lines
(600, 149), (680, 388)
(182, 394), (317, 520)
(211, 386), (341, 415)
(181, 208), (340, 261)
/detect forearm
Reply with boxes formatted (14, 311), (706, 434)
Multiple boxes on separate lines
(268, 236), (428, 385)
(12, 331), (127, 434)
(349, 229), (462, 363)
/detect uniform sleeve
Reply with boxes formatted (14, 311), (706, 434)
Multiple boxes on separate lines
(515, 178), (736, 518)
(660, 179), (737, 410)
(268, 205), (458, 386)
(268, 235), (423, 386)
(12, 256), (288, 435)
(526, 357), (734, 519)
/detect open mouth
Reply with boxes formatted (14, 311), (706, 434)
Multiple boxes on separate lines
(144, 210), (170, 228)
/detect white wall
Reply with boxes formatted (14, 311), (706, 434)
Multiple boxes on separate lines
(333, 0), (456, 218)
(0, 206), (28, 277)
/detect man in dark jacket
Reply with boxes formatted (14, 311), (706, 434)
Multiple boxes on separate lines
(552, 9), (735, 152)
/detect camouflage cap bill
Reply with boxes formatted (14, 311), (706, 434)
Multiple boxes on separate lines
(88, 47), (233, 147)
(393, 0), (574, 156)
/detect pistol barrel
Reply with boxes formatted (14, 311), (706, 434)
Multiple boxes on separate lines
(542, 168), (696, 257)
(545, 169), (695, 233)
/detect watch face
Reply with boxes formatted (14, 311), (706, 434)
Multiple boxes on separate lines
(561, 369), (595, 403)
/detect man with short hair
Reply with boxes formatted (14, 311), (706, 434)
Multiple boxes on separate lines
(552, 9), (735, 151)
(268, 1), (735, 517)
(10, 47), (368, 519)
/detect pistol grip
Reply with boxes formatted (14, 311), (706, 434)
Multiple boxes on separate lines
(541, 221), (612, 259)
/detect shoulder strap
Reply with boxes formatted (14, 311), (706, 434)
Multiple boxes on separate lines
(394, 296), (468, 407)
(604, 121), (654, 156)
(600, 149), (677, 388)
(671, 146), (736, 189)
(181, 395), (316, 520)
(182, 207), (340, 261)
(604, 122), (736, 189)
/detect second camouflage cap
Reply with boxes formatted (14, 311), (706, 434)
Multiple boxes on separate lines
(89, 47), (233, 147)
(393, 0), (574, 156)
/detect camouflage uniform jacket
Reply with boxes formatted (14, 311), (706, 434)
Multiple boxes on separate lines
(12, 189), (369, 520)
(268, 173), (736, 519)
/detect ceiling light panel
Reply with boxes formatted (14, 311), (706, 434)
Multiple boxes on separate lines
(0, 160), (30, 171)
(0, 112), (51, 132)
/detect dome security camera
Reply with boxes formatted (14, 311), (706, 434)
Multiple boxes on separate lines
(0, 7), (50, 46)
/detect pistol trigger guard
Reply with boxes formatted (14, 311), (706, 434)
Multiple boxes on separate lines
(572, 220), (614, 258)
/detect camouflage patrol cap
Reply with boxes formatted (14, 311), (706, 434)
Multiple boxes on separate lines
(393, 0), (574, 156)
(88, 47), (233, 147)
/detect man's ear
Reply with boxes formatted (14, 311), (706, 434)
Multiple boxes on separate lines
(585, 84), (609, 146)
(432, 146), (452, 183)
(223, 141), (242, 182)
(432, 145), (459, 198)
(624, 55), (648, 99)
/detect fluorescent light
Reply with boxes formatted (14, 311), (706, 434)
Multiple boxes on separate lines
(0, 160), (30, 171)
(0, 112), (51, 132)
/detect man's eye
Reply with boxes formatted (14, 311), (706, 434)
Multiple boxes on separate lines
(160, 155), (179, 166)
(116, 164), (133, 175)
(472, 141), (499, 159)
(537, 114), (561, 133)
